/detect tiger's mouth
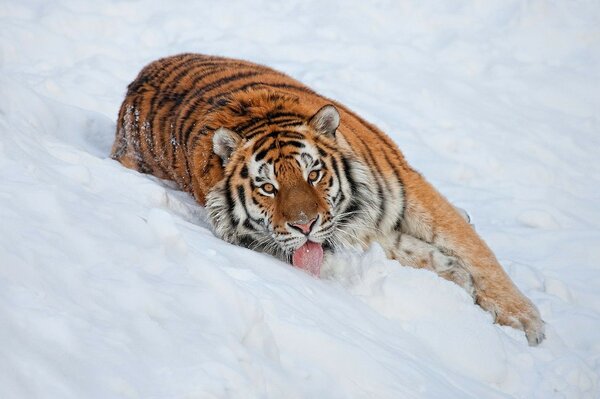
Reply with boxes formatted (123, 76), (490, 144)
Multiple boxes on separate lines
(291, 240), (323, 277)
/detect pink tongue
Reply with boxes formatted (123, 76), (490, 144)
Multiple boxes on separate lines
(292, 241), (324, 277)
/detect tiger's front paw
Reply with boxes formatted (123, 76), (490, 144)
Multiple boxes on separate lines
(479, 293), (546, 346)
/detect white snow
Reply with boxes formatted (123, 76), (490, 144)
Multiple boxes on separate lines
(1, 0), (600, 398)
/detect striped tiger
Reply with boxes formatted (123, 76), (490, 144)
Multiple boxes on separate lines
(111, 53), (544, 345)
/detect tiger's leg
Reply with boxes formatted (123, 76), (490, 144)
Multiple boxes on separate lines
(111, 134), (140, 171)
(111, 99), (143, 171)
(384, 233), (475, 298)
(111, 97), (167, 179)
(400, 173), (545, 346)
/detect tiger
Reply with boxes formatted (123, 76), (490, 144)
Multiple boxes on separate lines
(111, 53), (545, 345)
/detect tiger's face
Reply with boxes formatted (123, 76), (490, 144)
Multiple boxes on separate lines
(240, 129), (336, 252)
(206, 105), (361, 272)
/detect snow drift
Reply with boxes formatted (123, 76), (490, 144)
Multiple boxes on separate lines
(1, 1), (599, 398)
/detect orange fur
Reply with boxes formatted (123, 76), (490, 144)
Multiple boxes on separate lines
(111, 53), (544, 345)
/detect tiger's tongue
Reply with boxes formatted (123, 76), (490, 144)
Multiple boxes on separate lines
(292, 241), (323, 277)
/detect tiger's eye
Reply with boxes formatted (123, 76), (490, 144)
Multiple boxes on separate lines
(308, 170), (320, 184)
(261, 183), (275, 194)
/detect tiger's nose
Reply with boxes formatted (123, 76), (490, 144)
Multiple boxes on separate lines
(288, 217), (317, 235)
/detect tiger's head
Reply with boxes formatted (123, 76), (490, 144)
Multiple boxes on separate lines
(206, 103), (372, 275)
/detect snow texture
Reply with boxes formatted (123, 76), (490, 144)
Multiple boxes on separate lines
(1, 1), (600, 398)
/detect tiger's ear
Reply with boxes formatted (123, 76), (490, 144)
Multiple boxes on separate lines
(309, 105), (340, 137)
(213, 127), (242, 165)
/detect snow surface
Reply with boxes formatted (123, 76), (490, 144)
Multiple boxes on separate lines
(1, 0), (600, 398)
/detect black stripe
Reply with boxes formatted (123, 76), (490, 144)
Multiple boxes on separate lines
(266, 111), (306, 120)
(237, 185), (265, 232)
(236, 185), (246, 205)
(280, 140), (305, 149)
(277, 120), (304, 128)
(382, 151), (406, 219)
(236, 185), (252, 230)
(339, 156), (360, 224)
(331, 160), (345, 208)
(234, 116), (267, 135)
(181, 103), (207, 148)
(393, 216), (403, 231)
(192, 70), (265, 99)
(318, 223), (335, 235)
(224, 175), (237, 226)
(236, 113), (306, 137)
(261, 82), (317, 95)
(282, 132), (305, 140)
(253, 131), (283, 152)
(255, 148), (269, 162)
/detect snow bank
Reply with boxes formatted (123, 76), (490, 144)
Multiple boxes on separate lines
(1, 1), (599, 398)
